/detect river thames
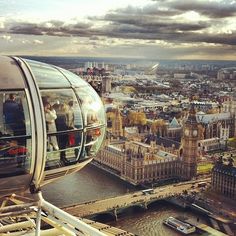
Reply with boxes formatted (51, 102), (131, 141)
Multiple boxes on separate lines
(43, 164), (207, 236)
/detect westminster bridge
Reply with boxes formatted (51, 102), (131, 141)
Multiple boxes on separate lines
(63, 178), (210, 220)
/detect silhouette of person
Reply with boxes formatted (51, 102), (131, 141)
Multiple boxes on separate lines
(55, 103), (69, 165)
(3, 94), (25, 137)
(67, 101), (75, 129)
(67, 101), (83, 160)
(44, 101), (59, 151)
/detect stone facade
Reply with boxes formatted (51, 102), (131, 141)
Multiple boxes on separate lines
(211, 157), (236, 200)
(196, 112), (234, 141)
(96, 140), (181, 185)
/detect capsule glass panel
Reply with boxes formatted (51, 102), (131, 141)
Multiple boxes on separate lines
(60, 68), (89, 87)
(75, 86), (106, 127)
(0, 57), (26, 89)
(0, 91), (32, 177)
(40, 89), (83, 169)
(83, 127), (105, 158)
(26, 60), (71, 88)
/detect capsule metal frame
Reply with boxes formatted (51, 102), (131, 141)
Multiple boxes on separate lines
(0, 56), (106, 197)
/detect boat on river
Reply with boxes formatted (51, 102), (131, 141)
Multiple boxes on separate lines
(163, 216), (196, 235)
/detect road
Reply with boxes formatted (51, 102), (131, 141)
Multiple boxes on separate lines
(63, 178), (210, 218)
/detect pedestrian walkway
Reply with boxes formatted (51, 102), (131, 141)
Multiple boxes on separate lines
(82, 218), (135, 236)
(196, 223), (228, 236)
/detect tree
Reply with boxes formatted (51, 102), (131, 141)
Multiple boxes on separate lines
(121, 86), (137, 94)
(207, 108), (219, 114)
(150, 119), (166, 136)
(128, 111), (147, 126)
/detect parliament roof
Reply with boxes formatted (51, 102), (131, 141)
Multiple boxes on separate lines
(197, 112), (231, 124)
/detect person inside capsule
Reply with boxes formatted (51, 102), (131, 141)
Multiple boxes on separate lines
(0, 92), (29, 176)
(43, 99), (59, 151)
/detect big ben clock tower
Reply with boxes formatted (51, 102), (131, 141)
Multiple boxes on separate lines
(181, 105), (198, 180)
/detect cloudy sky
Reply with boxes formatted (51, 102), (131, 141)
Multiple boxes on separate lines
(0, 0), (236, 60)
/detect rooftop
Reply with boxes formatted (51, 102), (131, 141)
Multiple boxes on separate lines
(156, 137), (181, 149)
(156, 150), (176, 159)
(197, 112), (231, 124)
(169, 117), (181, 128)
(213, 163), (236, 177)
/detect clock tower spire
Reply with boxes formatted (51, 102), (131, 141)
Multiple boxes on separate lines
(181, 104), (198, 180)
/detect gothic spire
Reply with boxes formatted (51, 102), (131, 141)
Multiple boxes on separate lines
(186, 103), (197, 124)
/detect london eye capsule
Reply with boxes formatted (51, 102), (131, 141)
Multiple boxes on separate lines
(0, 56), (106, 197)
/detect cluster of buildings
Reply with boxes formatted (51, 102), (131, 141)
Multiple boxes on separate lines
(217, 68), (236, 80)
(102, 105), (201, 184)
(71, 61), (236, 200)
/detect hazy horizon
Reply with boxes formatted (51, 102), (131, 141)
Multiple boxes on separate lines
(21, 55), (236, 61)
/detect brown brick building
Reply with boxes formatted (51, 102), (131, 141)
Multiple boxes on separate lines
(211, 157), (236, 200)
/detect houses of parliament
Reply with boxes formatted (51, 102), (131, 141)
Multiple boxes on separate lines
(95, 106), (200, 185)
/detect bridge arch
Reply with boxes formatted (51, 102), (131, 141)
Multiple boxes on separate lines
(91, 212), (117, 222)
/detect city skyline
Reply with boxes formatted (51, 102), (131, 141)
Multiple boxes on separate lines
(0, 0), (236, 60)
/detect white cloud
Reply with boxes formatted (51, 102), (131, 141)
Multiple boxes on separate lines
(1, 35), (12, 42)
(0, 17), (5, 29)
(22, 39), (30, 44)
(33, 39), (44, 44)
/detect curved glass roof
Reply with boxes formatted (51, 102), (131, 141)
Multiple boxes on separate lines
(59, 68), (89, 87)
(25, 59), (71, 88)
(0, 56), (26, 89)
(25, 59), (89, 89)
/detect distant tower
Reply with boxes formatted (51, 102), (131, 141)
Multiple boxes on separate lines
(181, 105), (199, 180)
(107, 108), (123, 137)
(113, 108), (123, 137)
(102, 76), (112, 94)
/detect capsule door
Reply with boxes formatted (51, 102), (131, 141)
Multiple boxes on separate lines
(0, 57), (35, 197)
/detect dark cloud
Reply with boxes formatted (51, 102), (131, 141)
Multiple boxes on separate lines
(99, 23), (236, 46)
(2, 0), (236, 48)
(150, 0), (236, 18)
(89, 36), (100, 40)
(6, 21), (93, 37)
(93, 1), (236, 46)
(9, 23), (44, 35)
(103, 13), (208, 31)
(169, 1), (236, 18)
(179, 32), (236, 46)
(112, 4), (180, 17)
(4, 17), (236, 46)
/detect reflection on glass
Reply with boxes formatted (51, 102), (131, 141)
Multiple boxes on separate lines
(90, 127), (105, 154)
(83, 127), (104, 159)
(41, 89), (83, 169)
(76, 86), (106, 127)
(0, 91), (31, 177)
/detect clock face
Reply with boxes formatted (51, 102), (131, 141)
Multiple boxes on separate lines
(184, 129), (190, 136)
(193, 130), (198, 137)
